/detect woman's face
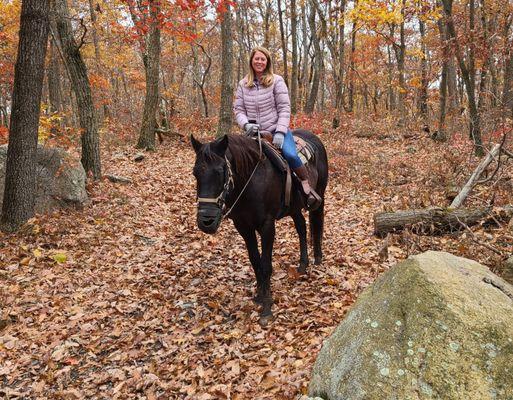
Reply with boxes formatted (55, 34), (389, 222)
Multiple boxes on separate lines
(251, 51), (268, 76)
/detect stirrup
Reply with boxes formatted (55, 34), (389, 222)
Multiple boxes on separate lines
(305, 189), (322, 211)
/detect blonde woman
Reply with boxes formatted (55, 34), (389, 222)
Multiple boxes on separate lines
(233, 46), (320, 210)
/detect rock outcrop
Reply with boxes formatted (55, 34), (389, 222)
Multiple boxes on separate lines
(309, 251), (513, 400)
(0, 145), (88, 213)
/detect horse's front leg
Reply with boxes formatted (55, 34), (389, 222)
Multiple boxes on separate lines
(292, 212), (309, 274)
(234, 222), (263, 304)
(258, 219), (276, 325)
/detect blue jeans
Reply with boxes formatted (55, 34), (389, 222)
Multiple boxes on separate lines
(277, 129), (302, 169)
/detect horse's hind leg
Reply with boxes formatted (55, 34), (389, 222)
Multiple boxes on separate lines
(292, 212), (309, 274)
(258, 219), (276, 325)
(234, 222), (263, 304)
(309, 202), (324, 265)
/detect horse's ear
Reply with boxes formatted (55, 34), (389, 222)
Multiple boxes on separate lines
(190, 134), (203, 154)
(211, 135), (229, 157)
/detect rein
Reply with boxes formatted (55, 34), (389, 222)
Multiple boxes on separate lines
(197, 132), (265, 220)
(223, 131), (265, 219)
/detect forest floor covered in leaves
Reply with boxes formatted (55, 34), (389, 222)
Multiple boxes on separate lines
(1, 116), (512, 399)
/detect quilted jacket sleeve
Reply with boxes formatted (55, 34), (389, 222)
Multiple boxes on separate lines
(233, 81), (248, 129)
(273, 75), (291, 133)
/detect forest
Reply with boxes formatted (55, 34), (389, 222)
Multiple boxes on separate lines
(1, 0), (512, 398)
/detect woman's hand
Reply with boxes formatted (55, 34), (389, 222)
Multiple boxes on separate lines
(272, 132), (285, 149)
(244, 123), (259, 136)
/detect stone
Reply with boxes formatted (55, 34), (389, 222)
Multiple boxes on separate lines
(309, 251), (513, 400)
(105, 174), (132, 184)
(0, 145), (88, 213)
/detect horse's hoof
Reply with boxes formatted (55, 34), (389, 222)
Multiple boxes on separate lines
(259, 313), (273, 326)
(297, 266), (307, 275)
(314, 257), (322, 265)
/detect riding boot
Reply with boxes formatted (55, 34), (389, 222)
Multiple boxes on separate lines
(293, 165), (322, 211)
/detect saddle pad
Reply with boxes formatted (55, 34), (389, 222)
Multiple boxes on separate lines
(294, 136), (315, 165)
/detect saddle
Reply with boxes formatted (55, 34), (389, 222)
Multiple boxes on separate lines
(256, 131), (316, 211)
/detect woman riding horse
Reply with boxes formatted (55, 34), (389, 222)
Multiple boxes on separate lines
(233, 46), (321, 210)
(191, 47), (328, 325)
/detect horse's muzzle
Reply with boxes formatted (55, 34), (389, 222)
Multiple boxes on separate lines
(197, 204), (222, 234)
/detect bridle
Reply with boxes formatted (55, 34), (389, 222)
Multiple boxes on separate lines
(196, 131), (265, 219)
(197, 156), (235, 211)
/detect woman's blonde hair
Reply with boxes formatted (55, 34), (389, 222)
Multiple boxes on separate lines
(245, 46), (274, 88)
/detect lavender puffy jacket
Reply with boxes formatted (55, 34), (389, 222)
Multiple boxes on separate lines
(233, 74), (291, 134)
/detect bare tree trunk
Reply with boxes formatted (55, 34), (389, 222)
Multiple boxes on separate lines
(277, 0), (288, 86)
(436, 16), (449, 141)
(305, 3), (321, 114)
(53, 0), (101, 178)
(442, 0), (484, 156)
(335, 0), (346, 121)
(88, 0), (109, 120)
(260, 0), (272, 48)
(348, 11), (357, 112)
(300, 3), (310, 109)
(386, 42), (396, 111)
(1, 0), (50, 232)
(290, 0), (299, 114)
(447, 59), (459, 111)
(418, 18), (428, 122)
(311, 0), (346, 125)
(129, 0), (161, 151)
(217, 4), (234, 136)
(47, 38), (63, 114)
(503, 47), (513, 117)
(394, 0), (407, 124)
(235, 5), (247, 83)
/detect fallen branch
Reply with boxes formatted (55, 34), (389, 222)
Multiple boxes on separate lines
(450, 143), (501, 208)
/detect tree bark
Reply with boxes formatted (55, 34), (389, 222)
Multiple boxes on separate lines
(502, 46), (513, 117)
(277, 0), (288, 87)
(290, 0), (299, 114)
(386, 42), (396, 111)
(335, 0), (346, 122)
(442, 0), (484, 156)
(300, 3), (310, 108)
(1, 0), (50, 232)
(88, 0), (109, 120)
(47, 38), (63, 114)
(217, 4), (234, 137)
(53, 0), (101, 179)
(305, 3), (321, 114)
(374, 207), (513, 237)
(133, 0), (161, 150)
(393, 0), (407, 124)
(436, 15), (449, 141)
(418, 18), (428, 122)
(348, 10), (357, 112)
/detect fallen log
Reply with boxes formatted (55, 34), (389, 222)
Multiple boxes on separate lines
(373, 206), (513, 237)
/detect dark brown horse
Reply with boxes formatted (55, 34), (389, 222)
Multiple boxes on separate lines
(191, 131), (328, 324)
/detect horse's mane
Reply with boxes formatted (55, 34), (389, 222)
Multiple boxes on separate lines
(225, 135), (261, 179)
(198, 134), (261, 179)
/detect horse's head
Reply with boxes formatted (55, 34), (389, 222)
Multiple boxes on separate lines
(191, 134), (232, 234)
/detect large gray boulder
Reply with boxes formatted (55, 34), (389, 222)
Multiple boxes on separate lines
(309, 251), (513, 400)
(0, 145), (88, 213)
